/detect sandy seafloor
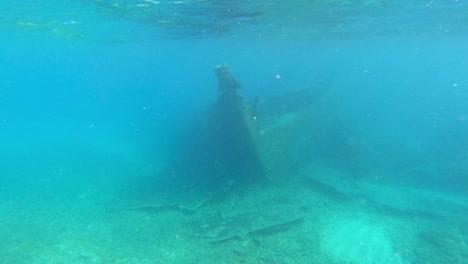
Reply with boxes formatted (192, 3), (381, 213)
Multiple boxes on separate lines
(1, 157), (466, 264)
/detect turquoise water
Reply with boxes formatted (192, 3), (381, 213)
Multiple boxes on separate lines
(1, 1), (467, 263)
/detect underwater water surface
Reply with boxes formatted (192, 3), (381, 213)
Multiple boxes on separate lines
(1, 1), (467, 263)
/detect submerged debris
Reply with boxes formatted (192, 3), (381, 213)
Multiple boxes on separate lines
(110, 195), (213, 214)
(190, 205), (305, 242)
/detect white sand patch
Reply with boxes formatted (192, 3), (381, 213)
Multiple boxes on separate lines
(321, 217), (406, 264)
